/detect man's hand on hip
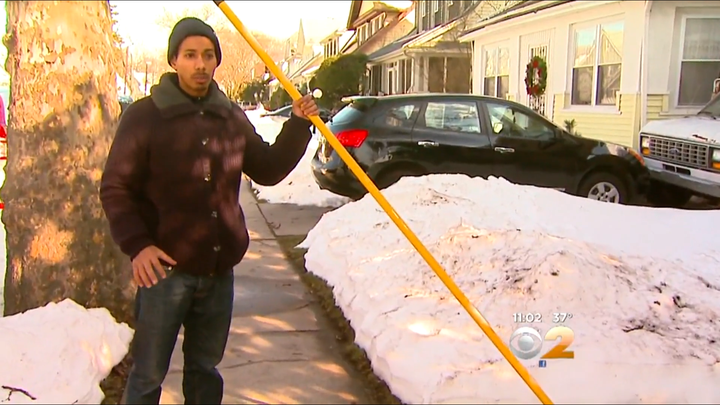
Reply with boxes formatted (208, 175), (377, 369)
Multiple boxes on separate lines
(132, 246), (177, 288)
(292, 93), (320, 120)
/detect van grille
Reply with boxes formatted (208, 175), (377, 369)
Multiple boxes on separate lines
(646, 136), (709, 168)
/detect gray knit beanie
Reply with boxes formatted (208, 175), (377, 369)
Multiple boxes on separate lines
(167, 17), (222, 66)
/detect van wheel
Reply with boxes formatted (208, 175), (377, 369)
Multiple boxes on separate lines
(646, 181), (692, 208)
(375, 165), (426, 190)
(578, 172), (627, 204)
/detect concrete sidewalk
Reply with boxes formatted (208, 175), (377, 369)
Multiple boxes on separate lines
(160, 182), (367, 404)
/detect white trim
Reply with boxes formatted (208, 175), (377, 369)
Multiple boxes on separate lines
(459, 1), (616, 43)
(674, 14), (720, 109)
(640, 1), (652, 131)
(568, 15), (625, 108)
(369, 48), (409, 65)
(481, 41), (512, 98)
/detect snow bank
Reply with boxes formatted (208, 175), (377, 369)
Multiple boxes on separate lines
(0, 299), (133, 404)
(299, 174), (720, 404)
(246, 111), (351, 208)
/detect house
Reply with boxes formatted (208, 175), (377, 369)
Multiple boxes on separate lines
(249, 62), (267, 82)
(267, 20), (309, 96)
(287, 29), (355, 89)
(459, 0), (720, 148)
(288, 52), (323, 88)
(367, 0), (507, 95)
(346, 1), (415, 56)
(281, 19), (308, 78)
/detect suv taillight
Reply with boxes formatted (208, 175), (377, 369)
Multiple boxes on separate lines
(335, 129), (368, 148)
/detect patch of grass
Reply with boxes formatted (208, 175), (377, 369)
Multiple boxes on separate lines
(276, 235), (401, 405)
(100, 355), (132, 404)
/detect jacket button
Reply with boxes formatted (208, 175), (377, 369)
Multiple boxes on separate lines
(202, 138), (209, 145)
(204, 174), (211, 182)
(213, 245), (221, 252)
(211, 211), (218, 218)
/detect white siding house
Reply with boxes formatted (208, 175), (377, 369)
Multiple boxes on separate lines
(460, 0), (720, 148)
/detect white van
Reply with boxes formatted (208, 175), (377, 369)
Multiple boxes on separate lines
(638, 84), (720, 207)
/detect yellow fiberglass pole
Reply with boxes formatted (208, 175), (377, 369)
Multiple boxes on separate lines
(212, 1), (553, 404)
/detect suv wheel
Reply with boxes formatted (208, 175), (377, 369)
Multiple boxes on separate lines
(579, 172), (627, 204)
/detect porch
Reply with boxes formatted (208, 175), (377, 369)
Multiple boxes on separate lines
(366, 23), (473, 96)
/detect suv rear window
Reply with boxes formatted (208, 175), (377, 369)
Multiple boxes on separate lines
(332, 99), (377, 124)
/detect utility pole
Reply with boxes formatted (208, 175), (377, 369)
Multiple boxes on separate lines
(144, 61), (150, 95)
(123, 46), (129, 96)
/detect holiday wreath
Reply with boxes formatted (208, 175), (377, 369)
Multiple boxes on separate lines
(524, 55), (548, 97)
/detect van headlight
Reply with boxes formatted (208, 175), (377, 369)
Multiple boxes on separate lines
(640, 135), (650, 155)
(712, 149), (720, 169)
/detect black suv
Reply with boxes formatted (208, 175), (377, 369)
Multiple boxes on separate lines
(311, 94), (650, 204)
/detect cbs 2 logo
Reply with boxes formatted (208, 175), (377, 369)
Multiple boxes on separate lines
(509, 326), (575, 360)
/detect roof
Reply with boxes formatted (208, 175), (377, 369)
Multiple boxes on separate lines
(341, 31), (359, 53)
(350, 3), (402, 29)
(347, 0), (363, 30)
(288, 53), (323, 80)
(460, 0), (571, 40)
(319, 29), (346, 45)
(403, 0), (499, 49)
(343, 93), (525, 103)
(342, 94), (553, 117)
(355, 6), (414, 55)
(366, 30), (420, 61)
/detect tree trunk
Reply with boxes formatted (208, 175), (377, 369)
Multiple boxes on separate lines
(2, 1), (135, 324)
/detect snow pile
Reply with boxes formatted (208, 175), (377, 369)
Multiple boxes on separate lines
(246, 111), (351, 208)
(0, 299), (134, 404)
(300, 174), (720, 404)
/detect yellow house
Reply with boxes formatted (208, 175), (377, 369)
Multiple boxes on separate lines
(459, 0), (720, 148)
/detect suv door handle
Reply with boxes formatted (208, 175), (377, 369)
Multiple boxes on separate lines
(494, 146), (515, 153)
(418, 140), (439, 147)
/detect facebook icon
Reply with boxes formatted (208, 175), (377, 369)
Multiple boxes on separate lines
(538, 360), (547, 368)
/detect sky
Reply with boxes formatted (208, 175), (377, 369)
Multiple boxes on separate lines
(111, 1), (353, 52)
(0, 0), (411, 80)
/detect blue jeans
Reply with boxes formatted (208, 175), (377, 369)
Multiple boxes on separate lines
(121, 270), (234, 404)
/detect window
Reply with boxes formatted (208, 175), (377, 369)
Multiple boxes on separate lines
(422, 1), (427, 16)
(484, 46), (510, 99)
(571, 21), (624, 106)
(486, 102), (556, 141)
(433, 0), (440, 13)
(376, 104), (419, 128)
(423, 101), (481, 133)
(679, 17), (720, 106)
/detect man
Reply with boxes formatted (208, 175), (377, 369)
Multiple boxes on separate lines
(100, 17), (318, 404)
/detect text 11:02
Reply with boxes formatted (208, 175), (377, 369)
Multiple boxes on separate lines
(513, 313), (542, 323)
